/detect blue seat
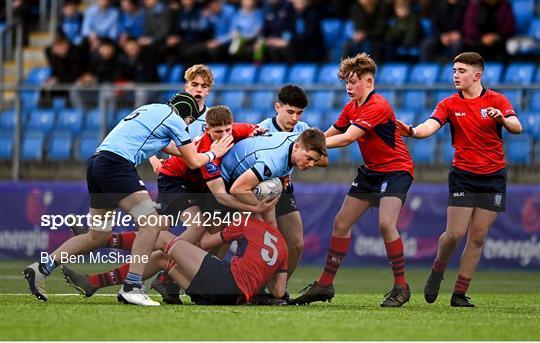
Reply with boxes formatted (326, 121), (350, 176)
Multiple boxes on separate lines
(528, 90), (540, 112)
(483, 62), (504, 86)
(320, 19), (343, 49)
(521, 112), (540, 139)
(157, 64), (169, 83)
(433, 90), (454, 105)
(536, 65), (540, 83)
(511, 0), (534, 35)
(395, 110), (416, 125)
(166, 64), (184, 83)
(499, 90), (523, 112)
(346, 145), (363, 164)
(227, 64), (257, 84)
(56, 108), (83, 134)
(220, 91), (247, 110)
(310, 91), (336, 111)
(377, 90), (397, 108)
(409, 63), (440, 85)
(26, 67), (51, 84)
(535, 142), (540, 165)
(440, 137), (454, 164)
(287, 64), (317, 85)
(26, 108), (55, 133)
(47, 131), (73, 160)
(410, 137), (437, 164)
(22, 131), (45, 161)
(301, 110), (323, 128)
(256, 64), (287, 84)
(250, 91), (275, 111)
(327, 147), (345, 164)
(0, 109), (17, 130)
(529, 18), (540, 42)
(378, 63), (409, 85)
(340, 92), (352, 107)
(506, 135), (532, 164)
(77, 131), (99, 161)
(207, 64), (228, 84)
(115, 107), (133, 124)
(85, 108), (102, 130)
(0, 131), (13, 160)
(317, 63), (340, 85)
(439, 63), (454, 83)
(401, 90), (428, 112)
(234, 109), (262, 124)
(503, 63), (536, 85)
(323, 110), (339, 129)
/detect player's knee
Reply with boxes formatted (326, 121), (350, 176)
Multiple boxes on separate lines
(287, 239), (304, 256)
(469, 230), (487, 248)
(86, 230), (110, 247)
(445, 230), (465, 245)
(378, 218), (395, 233)
(333, 216), (351, 236)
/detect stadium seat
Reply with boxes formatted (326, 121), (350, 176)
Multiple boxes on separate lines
(323, 110), (339, 129)
(85, 108), (102, 130)
(256, 64), (287, 84)
(0, 131), (13, 160)
(220, 91), (247, 110)
(433, 90), (454, 105)
(503, 63), (536, 85)
(409, 63), (440, 85)
(378, 63), (409, 85)
(506, 135), (532, 164)
(157, 64), (169, 83)
(26, 108), (55, 133)
(310, 91), (337, 111)
(167, 64), (184, 83)
(47, 131), (73, 161)
(401, 90), (428, 112)
(287, 64), (318, 85)
(228, 64), (257, 84)
(346, 145), (363, 164)
(56, 108), (83, 134)
(395, 110), (416, 125)
(22, 131), (44, 161)
(377, 90), (397, 108)
(301, 110), (324, 128)
(327, 147), (345, 164)
(26, 67), (51, 84)
(439, 63), (453, 83)
(536, 67), (540, 83)
(320, 19), (343, 50)
(483, 62), (504, 86)
(409, 137), (437, 164)
(521, 112), (540, 139)
(499, 90), (523, 112)
(511, 0), (534, 35)
(534, 142), (540, 165)
(77, 131), (99, 161)
(528, 90), (540, 112)
(440, 137), (454, 164)
(115, 107), (133, 124)
(234, 109), (262, 124)
(0, 109), (17, 130)
(249, 91), (275, 111)
(207, 64), (228, 84)
(340, 92), (352, 107)
(317, 63), (341, 85)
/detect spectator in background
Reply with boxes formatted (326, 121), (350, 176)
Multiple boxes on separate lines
(58, 0), (84, 46)
(118, 37), (158, 107)
(165, 0), (212, 64)
(463, 0), (515, 61)
(202, 0), (236, 61)
(81, 0), (120, 52)
(385, 0), (423, 61)
(420, 0), (467, 62)
(342, 0), (389, 62)
(41, 36), (85, 107)
(265, 0), (325, 63)
(139, 0), (173, 63)
(118, 0), (146, 46)
(227, 0), (264, 61)
(255, 0), (295, 63)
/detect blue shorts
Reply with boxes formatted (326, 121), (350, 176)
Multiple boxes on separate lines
(86, 151), (146, 209)
(156, 174), (199, 216)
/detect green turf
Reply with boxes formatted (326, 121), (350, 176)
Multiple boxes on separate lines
(1, 260), (539, 340)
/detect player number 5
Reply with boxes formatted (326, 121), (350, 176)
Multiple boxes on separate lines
(261, 231), (278, 266)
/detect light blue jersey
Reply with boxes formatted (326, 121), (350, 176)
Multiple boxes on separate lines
(188, 106), (208, 139)
(221, 132), (298, 183)
(97, 104), (191, 166)
(258, 116), (310, 133)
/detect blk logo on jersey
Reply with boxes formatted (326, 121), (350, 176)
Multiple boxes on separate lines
(455, 112), (466, 117)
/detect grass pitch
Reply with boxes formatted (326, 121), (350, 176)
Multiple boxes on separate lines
(1, 260), (539, 341)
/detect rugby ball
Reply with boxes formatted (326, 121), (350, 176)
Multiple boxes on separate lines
(253, 178), (283, 200)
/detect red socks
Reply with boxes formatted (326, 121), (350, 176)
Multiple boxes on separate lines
(432, 259), (448, 274)
(318, 235), (351, 286)
(88, 263), (130, 288)
(454, 274), (471, 294)
(106, 232), (136, 250)
(384, 237), (407, 288)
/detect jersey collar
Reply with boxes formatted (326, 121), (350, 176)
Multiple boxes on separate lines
(272, 116), (287, 132)
(458, 87), (486, 99)
(356, 90), (376, 107)
(288, 141), (294, 167)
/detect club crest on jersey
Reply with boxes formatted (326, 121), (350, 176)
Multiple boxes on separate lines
(205, 162), (218, 174)
(494, 193), (502, 207)
(263, 165), (272, 177)
(480, 108), (489, 118)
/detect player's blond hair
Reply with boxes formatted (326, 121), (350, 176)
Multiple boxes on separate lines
(338, 53), (377, 80)
(184, 64), (214, 86)
(454, 52), (484, 71)
(206, 106), (233, 128)
(297, 128), (327, 157)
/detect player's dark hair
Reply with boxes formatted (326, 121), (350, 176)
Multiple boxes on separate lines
(168, 92), (200, 122)
(206, 106), (233, 127)
(297, 128), (327, 157)
(454, 52), (484, 71)
(338, 53), (376, 80)
(278, 84), (308, 109)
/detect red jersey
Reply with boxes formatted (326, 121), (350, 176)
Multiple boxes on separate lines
(220, 218), (288, 303)
(159, 123), (257, 188)
(334, 91), (414, 176)
(431, 88), (516, 174)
